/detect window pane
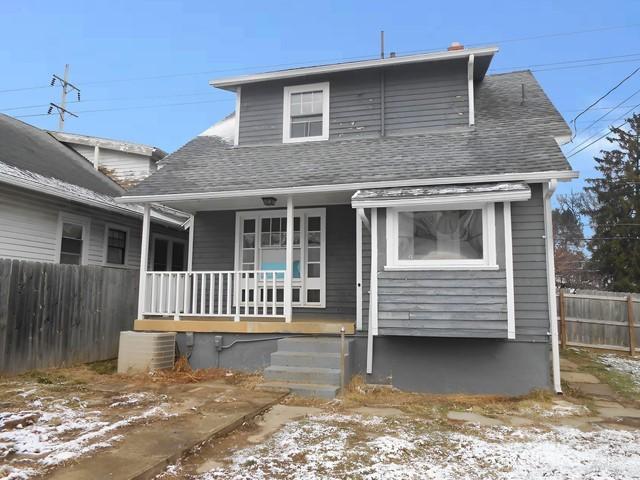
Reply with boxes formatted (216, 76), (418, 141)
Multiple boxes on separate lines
(61, 238), (82, 255)
(60, 253), (81, 265)
(398, 210), (483, 261)
(272, 218), (280, 232)
(294, 217), (300, 231)
(242, 249), (254, 263)
(307, 289), (320, 303)
(107, 247), (125, 265)
(307, 263), (320, 278)
(262, 218), (270, 233)
(290, 122), (306, 138)
(62, 222), (83, 239)
(261, 232), (270, 246)
(243, 233), (255, 248)
(292, 288), (300, 303)
(308, 231), (321, 246)
(308, 217), (321, 231)
(308, 121), (323, 137)
(243, 219), (255, 233)
(308, 248), (320, 262)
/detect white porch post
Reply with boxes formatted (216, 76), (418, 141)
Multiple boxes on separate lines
(137, 203), (151, 319)
(356, 208), (363, 331)
(284, 196), (294, 322)
(187, 214), (195, 271)
(504, 202), (515, 339)
(367, 207), (378, 374)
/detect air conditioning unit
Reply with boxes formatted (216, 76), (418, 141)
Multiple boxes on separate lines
(117, 331), (176, 374)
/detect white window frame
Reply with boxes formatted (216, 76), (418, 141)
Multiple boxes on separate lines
(103, 223), (130, 267)
(234, 207), (326, 308)
(282, 82), (330, 143)
(150, 234), (187, 271)
(56, 213), (90, 265)
(385, 202), (497, 271)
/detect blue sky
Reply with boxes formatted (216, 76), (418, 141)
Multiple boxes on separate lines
(2, 0), (640, 199)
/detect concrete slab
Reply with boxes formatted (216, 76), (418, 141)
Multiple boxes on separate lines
(47, 386), (284, 480)
(598, 407), (640, 419)
(499, 415), (535, 426)
(562, 372), (601, 384)
(247, 405), (322, 444)
(568, 382), (617, 398)
(595, 400), (624, 408)
(352, 407), (405, 417)
(447, 411), (504, 426)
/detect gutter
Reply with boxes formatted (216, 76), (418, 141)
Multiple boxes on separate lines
(543, 179), (562, 394)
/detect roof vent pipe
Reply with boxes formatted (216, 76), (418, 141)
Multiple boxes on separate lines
(389, 52), (396, 58)
(447, 42), (464, 51)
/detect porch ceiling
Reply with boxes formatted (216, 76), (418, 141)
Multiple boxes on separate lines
(152, 190), (354, 213)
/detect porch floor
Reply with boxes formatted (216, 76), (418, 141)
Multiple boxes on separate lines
(134, 314), (356, 335)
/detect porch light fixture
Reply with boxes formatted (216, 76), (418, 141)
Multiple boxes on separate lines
(262, 196), (277, 206)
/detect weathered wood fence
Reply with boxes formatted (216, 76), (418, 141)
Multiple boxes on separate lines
(0, 259), (138, 374)
(557, 289), (638, 355)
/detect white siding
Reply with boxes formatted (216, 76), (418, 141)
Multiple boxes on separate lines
(0, 184), (184, 268)
(72, 145), (155, 183)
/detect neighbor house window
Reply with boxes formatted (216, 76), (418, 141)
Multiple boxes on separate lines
(152, 236), (186, 271)
(283, 82), (330, 143)
(59, 222), (85, 265)
(106, 227), (128, 265)
(386, 204), (496, 269)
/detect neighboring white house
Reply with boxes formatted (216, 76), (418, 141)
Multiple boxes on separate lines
(49, 131), (167, 189)
(0, 113), (188, 270)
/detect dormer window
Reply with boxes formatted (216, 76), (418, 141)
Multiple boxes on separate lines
(283, 82), (330, 143)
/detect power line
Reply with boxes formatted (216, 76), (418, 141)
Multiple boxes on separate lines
(1, 22), (639, 95)
(490, 52), (640, 73)
(567, 119), (630, 158)
(570, 64), (640, 137)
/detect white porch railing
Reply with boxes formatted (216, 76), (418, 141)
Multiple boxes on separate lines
(142, 270), (286, 320)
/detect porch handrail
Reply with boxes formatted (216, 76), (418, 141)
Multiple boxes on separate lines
(143, 270), (286, 320)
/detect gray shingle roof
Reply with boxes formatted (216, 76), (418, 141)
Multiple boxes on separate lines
(125, 71), (573, 198)
(0, 114), (123, 196)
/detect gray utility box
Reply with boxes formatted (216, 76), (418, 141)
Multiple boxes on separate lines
(117, 331), (176, 374)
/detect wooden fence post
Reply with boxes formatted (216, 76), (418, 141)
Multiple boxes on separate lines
(559, 289), (567, 349)
(628, 295), (636, 356)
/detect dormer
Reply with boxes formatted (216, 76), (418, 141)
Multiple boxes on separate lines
(210, 44), (497, 147)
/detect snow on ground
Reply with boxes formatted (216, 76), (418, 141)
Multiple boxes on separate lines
(0, 389), (173, 480)
(197, 413), (640, 480)
(599, 354), (640, 387)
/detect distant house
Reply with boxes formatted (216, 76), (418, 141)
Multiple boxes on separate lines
(0, 114), (188, 270)
(120, 44), (578, 397)
(49, 131), (167, 189)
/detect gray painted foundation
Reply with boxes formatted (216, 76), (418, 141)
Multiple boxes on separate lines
(177, 333), (551, 395)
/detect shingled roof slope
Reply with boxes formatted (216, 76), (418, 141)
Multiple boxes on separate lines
(0, 114), (123, 196)
(125, 71), (572, 198)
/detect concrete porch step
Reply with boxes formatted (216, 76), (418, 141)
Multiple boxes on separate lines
(270, 350), (343, 369)
(258, 381), (340, 400)
(277, 337), (353, 354)
(264, 365), (341, 385)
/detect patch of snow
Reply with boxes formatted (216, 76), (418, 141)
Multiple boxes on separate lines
(600, 354), (640, 387)
(109, 393), (151, 408)
(196, 414), (640, 480)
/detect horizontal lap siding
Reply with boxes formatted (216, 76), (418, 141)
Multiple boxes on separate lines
(0, 184), (184, 268)
(384, 61), (468, 134)
(378, 270), (508, 337)
(238, 63), (468, 145)
(512, 184), (550, 342)
(73, 145), (154, 182)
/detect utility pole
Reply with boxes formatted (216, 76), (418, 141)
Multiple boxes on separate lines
(49, 64), (80, 131)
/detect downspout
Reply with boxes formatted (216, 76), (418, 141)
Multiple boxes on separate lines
(543, 180), (562, 394)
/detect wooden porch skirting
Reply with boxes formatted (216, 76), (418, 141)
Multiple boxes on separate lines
(134, 315), (355, 334)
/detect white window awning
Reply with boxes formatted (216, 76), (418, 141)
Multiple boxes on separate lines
(351, 182), (531, 208)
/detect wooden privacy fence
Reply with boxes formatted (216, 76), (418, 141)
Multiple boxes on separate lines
(557, 290), (638, 355)
(0, 259), (139, 375)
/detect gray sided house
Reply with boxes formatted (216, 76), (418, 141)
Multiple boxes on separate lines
(0, 114), (188, 271)
(121, 45), (577, 396)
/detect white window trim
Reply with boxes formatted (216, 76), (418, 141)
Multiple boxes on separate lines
(150, 233), (187, 271)
(234, 208), (326, 308)
(282, 82), (330, 143)
(103, 223), (131, 267)
(56, 212), (91, 265)
(385, 203), (497, 271)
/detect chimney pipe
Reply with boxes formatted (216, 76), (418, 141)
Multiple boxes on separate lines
(447, 42), (464, 51)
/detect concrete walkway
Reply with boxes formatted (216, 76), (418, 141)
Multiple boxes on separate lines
(45, 382), (284, 480)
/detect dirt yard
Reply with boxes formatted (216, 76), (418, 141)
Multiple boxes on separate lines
(2, 351), (640, 480)
(154, 351), (640, 480)
(0, 361), (263, 480)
